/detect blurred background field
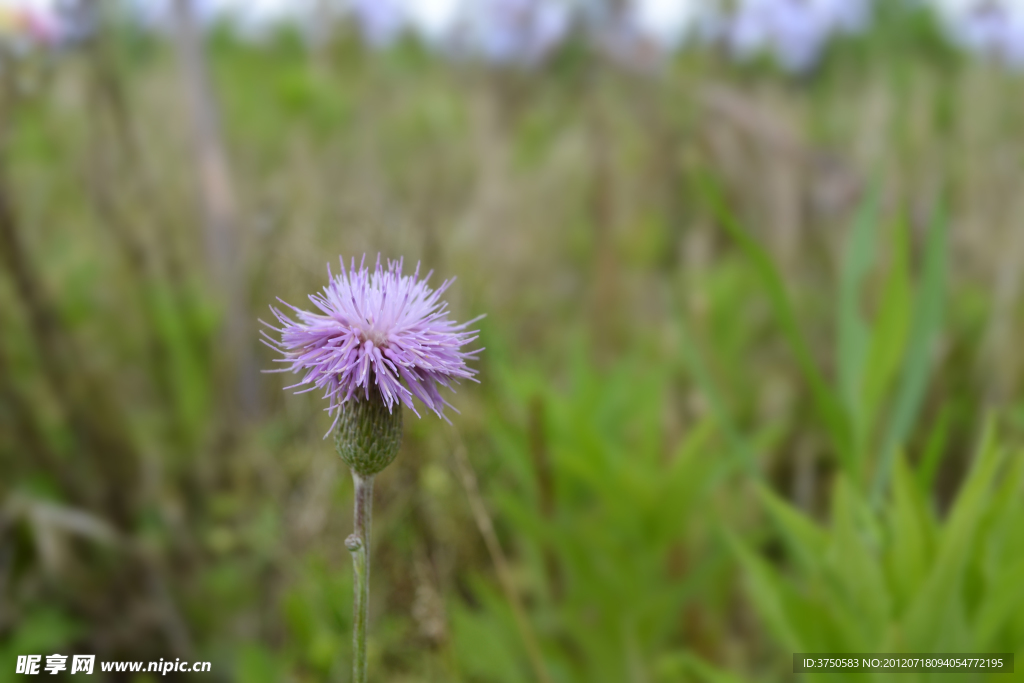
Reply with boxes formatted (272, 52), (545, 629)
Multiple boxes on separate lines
(2, 1), (1024, 681)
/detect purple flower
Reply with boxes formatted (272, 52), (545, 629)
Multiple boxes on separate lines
(724, 0), (871, 73)
(587, 0), (708, 71)
(587, 2), (663, 72)
(950, 2), (1024, 68)
(350, 0), (407, 48)
(263, 256), (482, 433)
(467, 0), (572, 67)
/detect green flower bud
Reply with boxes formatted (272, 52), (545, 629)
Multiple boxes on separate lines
(334, 393), (403, 476)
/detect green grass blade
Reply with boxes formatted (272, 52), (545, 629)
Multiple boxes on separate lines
(696, 174), (853, 471)
(674, 307), (759, 479)
(972, 557), (1024, 648)
(872, 207), (949, 503)
(756, 483), (829, 571)
(887, 457), (936, 610)
(678, 654), (752, 683)
(914, 401), (955, 494)
(725, 532), (803, 651)
(900, 422), (1001, 648)
(861, 218), (912, 450)
(837, 188), (879, 468)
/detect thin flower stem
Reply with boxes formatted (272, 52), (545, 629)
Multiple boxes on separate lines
(346, 472), (374, 683)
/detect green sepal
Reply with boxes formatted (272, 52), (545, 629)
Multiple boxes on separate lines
(334, 393), (403, 476)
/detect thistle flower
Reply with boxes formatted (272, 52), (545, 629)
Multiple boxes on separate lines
(264, 257), (481, 683)
(262, 255), (482, 432)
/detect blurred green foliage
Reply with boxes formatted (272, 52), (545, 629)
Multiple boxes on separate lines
(454, 338), (726, 683)
(1, 19), (1024, 683)
(730, 432), (1024, 682)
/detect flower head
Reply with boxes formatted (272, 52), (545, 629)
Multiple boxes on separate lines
(263, 256), (482, 435)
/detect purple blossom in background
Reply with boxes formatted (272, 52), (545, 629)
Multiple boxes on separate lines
(726, 0), (820, 72)
(951, 2), (1024, 67)
(350, 0), (407, 47)
(263, 256), (482, 433)
(587, 1), (671, 72)
(1, 4), (70, 50)
(468, 0), (572, 66)
(821, 0), (870, 34)
(724, 0), (871, 73)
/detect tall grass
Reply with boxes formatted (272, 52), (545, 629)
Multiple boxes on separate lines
(1, 23), (1023, 683)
